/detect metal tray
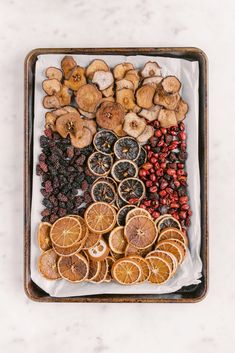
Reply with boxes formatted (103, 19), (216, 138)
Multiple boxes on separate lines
(24, 47), (208, 303)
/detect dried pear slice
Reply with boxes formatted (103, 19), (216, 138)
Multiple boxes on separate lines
(124, 69), (140, 91)
(118, 177), (145, 204)
(99, 97), (115, 104)
(92, 70), (114, 90)
(45, 112), (57, 130)
(123, 112), (146, 138)
(113, 62), (134, 80)
(71, 126), (93, 148)
(45, 67), (63, 81)
(143, 76), (163, 86)
(93, 129), (118, 155)
(82, 118), (97, 135)
(162, 76), (181, 94)
(117, 205), (136, 226)
(64, 66), (86, 91)
(102, 84), (114, 97)
(111, 159), (138, 182)
(141, 61), (161, 77)
(113, 124), (127, 137)
(76, 84), (102, 113)
(53, 108), (68, 116)
(42, 79), (62, 96)
(158, 109), (177, 128)
(116, 88), (136, 111)
(175, 99), (189, 122)
(86, 59), (110, 79)
(132, 105), (142, 113)
(116, 79), (134, 91)
(55, 112), (83, 139)
(79, 109), (95, 119)
(135, 147), (147, 167)
(57, 85), (72, 106)
(136, 84), (155, 109)
(137, 125), (154, 145)
(96, 101), (125, 130)
(43, 95), (61, 109)
(91, 180), (116, 204)
(63, 106), (79, 114)
(114, 136), (140, 161)
(139, 105), (161, 122)
(61, 56), (77, 79)
(88, 152), (113, 176)
(154, 89), (180, 110)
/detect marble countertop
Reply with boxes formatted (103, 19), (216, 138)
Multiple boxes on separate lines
(0, 0), (234, 352)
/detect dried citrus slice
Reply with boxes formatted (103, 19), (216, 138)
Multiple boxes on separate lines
(154, 214), (172, 226)
(146, 256), (172, 284)
(124, 215), (157, 249)
(146, 250), (177, 274)
(111, 159), (138, 182)
(158, 227), (188, 246)
(114, 137), (140, 161)
(94, 176), (117, 191)
(135, 146), (147, 167)
(88, 151), (113, 176)
(84, 202), (116, 234)
(87, 237), (110, 261)
(83, 231), (101, 250)
(58, 253), (89, 282)
(116, 195), (127, 209)
(87, 259), (101, 281)
(125, 207), (151, 223)
(91, 180), (116, 204)
(90, 259), (108, 283)
(155, 240), (184, 264)
(69, 215), (88, 242)
(38, 249), (61, 280)
(50, 216), (81, 248)
(105, 256), (115, 282)
(157, 216), (182, 232)
(37, 222), (52, 251)
(125, 243), (152, 257)
(117, 205), (136, 226)
(109, 226), (127, 254)
(111, 258), (142, 285)
(52, 240), (83, 257)
(118, 177), (145, 204)
(93, 129), (117, 155)
(129, 256), (150, 283)
(109, 250), (123, 260)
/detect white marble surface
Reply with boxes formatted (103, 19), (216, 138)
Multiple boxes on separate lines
(0, 0), (234, 352)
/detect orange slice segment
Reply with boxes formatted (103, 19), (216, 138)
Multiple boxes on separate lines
(50, 216), (81, 248)
(105, 256), (115, 282)
(87, 259), (101, 281)
(125, 243), (153, 257)
(124, 215), (158, 249)
(109, 226), (127, 254)
(70, 215), (88, 242)
(157, 216), (181, 232)
(146, 256), (172, 284)
(84, 202), (116, 234)
(83, 231), (101, 250)
(111, 258), (141, 285)
(37, 222), (52, 251)
(158, 227), (188, 246)
(125, 207), (151, 223)
(146, 250), (178, 274)
(129, 256), (150, 282)
(155, 240), (184, 264)
(89, 259), (108, 283)
(58, 253), (89, 282)
(38, 249), (61, 280)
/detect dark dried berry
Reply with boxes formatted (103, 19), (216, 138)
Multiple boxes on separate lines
(57, 193), (68, 202)
(45, 180), (53, 193)
(74, 196), (84, 207)
(42, 216), (50, 222)
(40, 136), (49, 148)
(44, 128), (53, 139)
(58, 208), (67, 217)
(41, 209), (51, 217)
(42, 199), (53, 208)
(49, 195), (58, 206)
(40, 188), (50, 198)
(39, 161), (48, 173)
(36, 165), (43, 176)
(84, 192), (92, 204)
(159, 205), (169, 214)
(50, 214), (59, 223)
(39, 153), (46, 162)
(81, 180), (89, 191)
(66, 146), (74, 159)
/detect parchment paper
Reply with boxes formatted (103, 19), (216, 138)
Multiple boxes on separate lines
(31, 54), (202, 296)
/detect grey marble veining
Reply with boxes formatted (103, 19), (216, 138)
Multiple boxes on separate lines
(0, 0), (235, 352)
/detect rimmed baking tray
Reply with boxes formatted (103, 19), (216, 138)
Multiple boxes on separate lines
(24, 47), (208, 303)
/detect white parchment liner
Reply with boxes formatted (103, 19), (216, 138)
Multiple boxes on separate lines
(31, 54), (202, 296)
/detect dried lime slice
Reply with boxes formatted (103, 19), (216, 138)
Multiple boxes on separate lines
(111, 159), (138, 182)
(114, 137), (140, 161)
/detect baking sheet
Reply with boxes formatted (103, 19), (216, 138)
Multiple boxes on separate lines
(31, 54), (202, 297)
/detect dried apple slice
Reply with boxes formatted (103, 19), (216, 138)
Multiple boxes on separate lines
(141, 61), (161, 77)
(42, 79), (62, 96)
(96, 101), (125, 131)
(113, 62), (134, 80)
(82, 118), (97, 135)
(76, 84), (102, 113)
(61, 56), (77, 79)
(57, 85), (72, 106)
(64, 66), (86, 91)
(116, 79), (134, 91)
(43, 95), (61, 109)
(158, 109), (177, 128)
(139, 105), (161, 122)
(45, 67), (63, 81)
(136, 84), (155, 109)
(116, 88), (136, 111)
(45, 112), (57, 130)
(137, 125), (154, 145)
(63, 106), (79, 114)
(175, 99), (189, 122)
(92, 70), (114, 90)
(142, 76), (163, 86)
(113, 123), (127, 137)
(154, 89), (180, 110)
(86, 59), (110, 79)
(124, 69), (139, 91)
(102, 84), (114, 97)
(123, 112), (146, 138)
(162, 76), (181, 94)
(79, 109), (95, 119)
(71, 127), (93, 148)
(55, 112), (83, 138)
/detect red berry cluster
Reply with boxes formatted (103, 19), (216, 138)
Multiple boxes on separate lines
(139, 121), (192, 231)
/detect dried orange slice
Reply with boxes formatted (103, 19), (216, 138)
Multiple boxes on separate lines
(70, 215), (88, 243)
(109, 250), (123, 260)
(154, 214), (172, 226)
(58, 253), (89, 282)
(52, 240), (83, 257)
(109, 226), (127, 254)
(111, 258), (141, 285)
(83, 231), (101, 250)
(155, 240), (184, 264)
(125, 207), (151, 223)
(158, 227), (188, 246)
(146, 256), (172, 284)
(37, 222), (52, 251)
(50, 216), (81, 248)
(87, 259), (101, 281)
(117, 205), (136, 226)
(118, 177), (145, 204)
(84, 202), (116, 234)
(87, 238), (109, 261)
(124, 215), (157, 249)
(129, 256), (150, 283)
(146, 250), (177, 275)
(157, 215), (182, 232)
(91, 180), (116, 204)
(90, 259), (108, 283)
(88, 151), (113, 176)
(105, 256), (115, 282)
(38, 249), (61, 280)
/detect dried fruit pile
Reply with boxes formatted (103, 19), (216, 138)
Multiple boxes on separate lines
(36, 56), (192, 286)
